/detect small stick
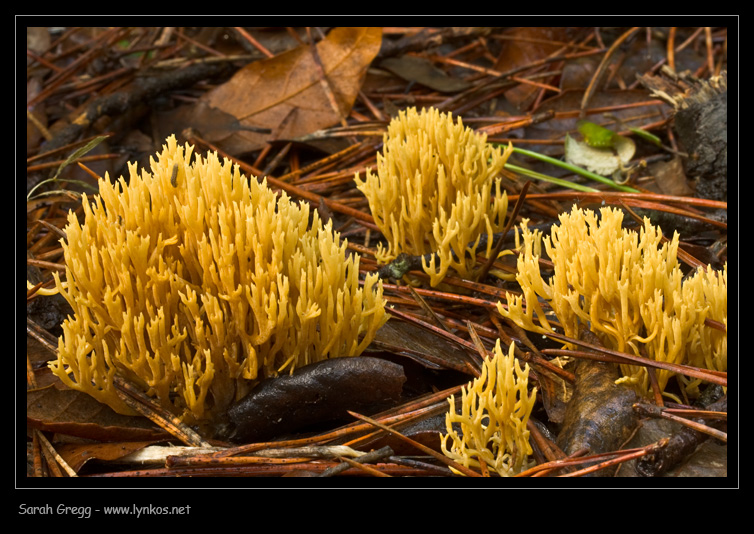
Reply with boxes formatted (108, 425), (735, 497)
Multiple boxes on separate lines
(348, 411), (483, 477)
(113, 375), (211, 448)
(318, 446), (395, 477)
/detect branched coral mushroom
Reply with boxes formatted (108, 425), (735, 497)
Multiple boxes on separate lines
(497, 206), (727, 397)
(441, 340), (537, 477)
(48, 135), (388, 424)
(354, 107), (513, 286)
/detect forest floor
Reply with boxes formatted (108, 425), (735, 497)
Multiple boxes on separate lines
(24, 26), (730, 487)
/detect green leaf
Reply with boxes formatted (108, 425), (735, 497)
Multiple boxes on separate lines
(576, 120), (618, 148)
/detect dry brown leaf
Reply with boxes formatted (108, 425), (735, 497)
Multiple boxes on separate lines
(650, 155), (693, 196)
(27, 386), (166, 441)
(202, 27), (383, 155)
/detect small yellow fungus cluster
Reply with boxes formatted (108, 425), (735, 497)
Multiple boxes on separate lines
(355, 107), (512, 286)
(441, 340), (537, 476)
(497, 206), (727, 397)
(48, 135), (388, 424)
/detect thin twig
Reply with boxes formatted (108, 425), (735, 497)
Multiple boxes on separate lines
(581, 27), (641, 114)
(233, 27), (274, 58)
(347, 411), (483, 477)
(633, 402), (727, 442)
(112, 375), (211, 448)
(318, 446), (395, 477)
(36, 430), (78, 477)
(541, 331), (727, 388)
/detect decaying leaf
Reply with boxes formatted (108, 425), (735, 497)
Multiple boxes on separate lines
(564, 133), (635, 176)
(27, 386), (166, 442)
(556, 358), (639, 476)
(371, 319), (474, 372)
(151, 100), (272, 146)
(202, 27), (382, 155)
(650, 155), (693, 196)
(56, 441), (159, 473)
(380, 55), (471, 93)
(633, 393), (727, 477)
(218, 356), (406, 443)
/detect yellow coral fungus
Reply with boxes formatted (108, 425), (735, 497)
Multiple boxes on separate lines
(497, 206), (727, 397)
(354, 107), (513, 286)
(441, 340), (537, 476)
(48, 135), (388, 424)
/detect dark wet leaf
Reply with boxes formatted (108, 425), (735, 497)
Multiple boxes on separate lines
(619, 416), (727, 477)
(371, 318), (473, 372)
(380, 55), (471, 93)
(152, 101), (272, 146)
(556, 359), (639, 475)
(631, 393), (727, 477)
(220, 356), (406, 443)
(357, 411), (448, 455)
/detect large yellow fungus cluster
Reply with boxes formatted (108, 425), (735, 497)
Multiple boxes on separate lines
(48, 135), (388, 424)
(441, 340), (537, 477)
(355, 107), (513, 286)
(497, 206), (727, 397)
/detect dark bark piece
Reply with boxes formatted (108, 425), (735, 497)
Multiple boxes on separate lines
(40, 61), (234, 154)
(674, 82), (727, 201)
(218, 357), (406, 443)
(638, 69), (727, 201)
(28, 61), (235, 195)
